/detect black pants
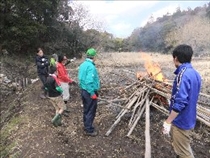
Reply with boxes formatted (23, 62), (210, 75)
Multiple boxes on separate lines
(81, 90), (98, 133)
(39, 74), (48, 92)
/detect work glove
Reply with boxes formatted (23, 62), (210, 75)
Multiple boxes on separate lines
(91, 94), (97, 100)
(162, 121), (171, 136)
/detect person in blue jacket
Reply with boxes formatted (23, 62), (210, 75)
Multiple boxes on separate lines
(78, 48), (100, 136)
(162, 44), (201, 158)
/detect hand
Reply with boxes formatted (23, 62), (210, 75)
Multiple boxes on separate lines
(162, 121), (171, 136)
(69, 80), (77, 85)
(91, 94), (97, 100)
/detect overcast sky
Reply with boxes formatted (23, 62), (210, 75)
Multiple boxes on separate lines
(73, 1), (208, 38)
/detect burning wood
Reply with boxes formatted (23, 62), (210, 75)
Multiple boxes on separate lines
(104, 58), (210, 158)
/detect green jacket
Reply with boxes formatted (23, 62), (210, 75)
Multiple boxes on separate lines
(78, 58), (100, 96)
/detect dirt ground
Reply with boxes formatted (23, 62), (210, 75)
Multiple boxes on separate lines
(1, 52), (210, 158)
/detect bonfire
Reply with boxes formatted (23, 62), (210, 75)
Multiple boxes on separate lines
(103, 54), (210, 157)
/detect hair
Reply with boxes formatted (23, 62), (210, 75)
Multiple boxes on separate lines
(37, 48), (42, 53)
(172, 44), (193, 63)
(49, 66), (57, 74)
(87, 55), (94, 59)
(58, 54), (64, 63)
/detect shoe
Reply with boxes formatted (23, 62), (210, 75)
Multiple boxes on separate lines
(40, 93), (46, 99)
(56, 116), (62, 126)
(64, 109), (70, 113)
(52, 114), (61, 127)
(84, 131), (98, 137)
(62, 111), (69, 117)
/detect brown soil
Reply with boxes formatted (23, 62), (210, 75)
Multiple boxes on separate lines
(1, 79), (209, 158)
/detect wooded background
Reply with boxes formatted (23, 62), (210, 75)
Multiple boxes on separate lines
(1, 1), (210, 57)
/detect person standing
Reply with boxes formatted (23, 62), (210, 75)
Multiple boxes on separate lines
(78, 48), (100, 136)
(50, 53), (58, 67)
(35, 48), (49, 99)
(44, 66), (64, 127)
(57, 54), (74, 115)
(162, 44), (201, 158)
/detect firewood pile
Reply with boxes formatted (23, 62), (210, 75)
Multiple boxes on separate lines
(95, 52), (210, 157)
(101, 71), (210, 157)
(105, 73), (210, 136)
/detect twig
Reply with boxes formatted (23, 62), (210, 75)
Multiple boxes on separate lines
(145, 98), (151, 158)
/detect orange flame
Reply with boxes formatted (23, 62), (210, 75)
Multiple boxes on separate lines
(140, 53), (167, 82)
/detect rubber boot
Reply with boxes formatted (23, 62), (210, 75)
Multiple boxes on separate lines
(52, 114), (61, 127)
(57, 115), (62, 126)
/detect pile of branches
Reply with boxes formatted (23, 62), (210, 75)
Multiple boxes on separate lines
(100, 73), (210, 157)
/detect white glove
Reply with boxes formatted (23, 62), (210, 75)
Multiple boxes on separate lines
(163, 121), (171, 135)
(41, 58), (45, 61)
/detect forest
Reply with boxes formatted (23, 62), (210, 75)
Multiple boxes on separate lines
(1, 0), (210, 57)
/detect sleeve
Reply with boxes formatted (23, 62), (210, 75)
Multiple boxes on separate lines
(45, 57), (50, 67)
(85, 66), (95, 96)
(57, 64), (73, 83)
(172, 75), (190, 113)
(36, 57), (49, 68)
(56, 86), (63, 93)
(54, 77), (63, 93)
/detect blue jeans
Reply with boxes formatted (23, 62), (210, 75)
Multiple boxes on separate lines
(81, 90), (98, 133)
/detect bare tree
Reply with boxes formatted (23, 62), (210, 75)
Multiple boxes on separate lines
(165, 16), (210, 56)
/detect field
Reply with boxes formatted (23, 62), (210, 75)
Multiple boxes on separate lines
(96, 52), (210, 93)
(1, 52), (210, 158)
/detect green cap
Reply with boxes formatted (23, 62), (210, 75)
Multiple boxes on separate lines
(86, 48), (96, 57)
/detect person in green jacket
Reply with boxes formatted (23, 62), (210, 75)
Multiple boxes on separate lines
(50, 53), (58, 67)
(78, 48), (100, 136)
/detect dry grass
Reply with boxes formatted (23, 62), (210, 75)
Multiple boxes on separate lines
(96, 52), (210, 83)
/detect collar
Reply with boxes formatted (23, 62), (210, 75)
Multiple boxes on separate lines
(85, 58), (95, 65)
(174, 63), (192, 75)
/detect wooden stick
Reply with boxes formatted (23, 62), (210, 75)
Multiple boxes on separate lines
(150, 102), (169, 115)
(128, 89), (150, 127)
(128, 96), (144, 127)
(116, 89), (146, 119)
(127, 90), (150, 134)
(145, 98), (151, 158)
(98, 98), (127, 103)
(127, 105), (145, 137)
(105, 95), (139, 136)
(196, 116), (210, 126)
(124, 81), (138, 90)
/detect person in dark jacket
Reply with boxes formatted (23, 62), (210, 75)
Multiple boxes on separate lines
(45, 66), (65, 127)
(35, 48), (49, 99)
(162, 44), (201, 158)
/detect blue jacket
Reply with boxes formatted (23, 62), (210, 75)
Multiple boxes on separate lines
(78, 58), (100, 96)
(170, 63), (201, 130)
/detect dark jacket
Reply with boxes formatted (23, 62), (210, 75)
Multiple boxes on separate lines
(170, 63), (201, 130)
(35, 55), (49, 76)
(44, 74), (63, 97)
